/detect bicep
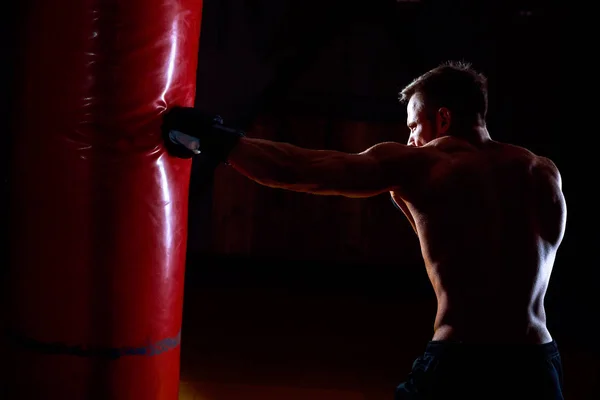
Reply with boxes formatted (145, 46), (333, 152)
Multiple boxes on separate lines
(316, 142), (441, 198)
(361, 142), (442, 199)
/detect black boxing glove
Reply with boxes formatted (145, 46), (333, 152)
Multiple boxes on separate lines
(161, 106), (245, 161)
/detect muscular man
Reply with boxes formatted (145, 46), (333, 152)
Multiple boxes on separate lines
(162, 61), (566, 399)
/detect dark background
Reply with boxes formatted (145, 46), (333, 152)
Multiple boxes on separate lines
(185, 0), (589, 344)
(179, 1), (596, 397)
(2, 0), (597, 398)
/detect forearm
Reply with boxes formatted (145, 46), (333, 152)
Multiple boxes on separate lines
(226, 137), (352, 193)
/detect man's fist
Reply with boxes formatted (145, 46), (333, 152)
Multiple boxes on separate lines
(161, 106), (243, 161)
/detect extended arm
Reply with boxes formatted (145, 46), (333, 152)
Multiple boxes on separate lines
(226, 137), (438, 198)
(160, 107), (440, 198)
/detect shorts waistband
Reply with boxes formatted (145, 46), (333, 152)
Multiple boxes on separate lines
(423, 340), (560, 360)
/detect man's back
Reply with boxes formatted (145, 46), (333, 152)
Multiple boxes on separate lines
(392, 138), (567, 344)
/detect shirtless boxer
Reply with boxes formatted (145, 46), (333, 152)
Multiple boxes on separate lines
(162, 61), (566, 399)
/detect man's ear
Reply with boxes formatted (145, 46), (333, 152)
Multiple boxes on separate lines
(436, 107), (451, 133)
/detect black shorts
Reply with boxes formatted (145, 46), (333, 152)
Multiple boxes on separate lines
(395, 340), (564, 400)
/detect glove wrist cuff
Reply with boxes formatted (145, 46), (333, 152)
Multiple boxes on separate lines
(209, 124), (245, 163)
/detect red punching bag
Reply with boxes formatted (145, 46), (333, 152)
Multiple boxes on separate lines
(8, 0), (203, 398)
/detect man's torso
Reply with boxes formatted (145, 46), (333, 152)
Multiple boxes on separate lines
(390, 137), (566, 344)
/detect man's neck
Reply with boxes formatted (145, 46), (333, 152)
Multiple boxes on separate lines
(447, 125), (491, 145)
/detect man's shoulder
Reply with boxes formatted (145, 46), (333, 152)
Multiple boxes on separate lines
(491, 142), (562, 187)
(423, 138), (562, 177)
(532, 156), (562, 190)
(489, 140), (540, 158)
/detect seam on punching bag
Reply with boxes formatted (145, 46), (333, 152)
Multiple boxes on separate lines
(4, 329), (182, 360)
